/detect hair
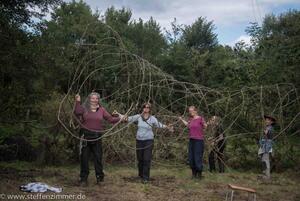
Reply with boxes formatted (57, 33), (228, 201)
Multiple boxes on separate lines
(188, 105), (198, 117)
(141, 102), (152, 114)
(211, 115), (221, 124)
(83, 92), (101, 111)
(188, 105), (198, 112)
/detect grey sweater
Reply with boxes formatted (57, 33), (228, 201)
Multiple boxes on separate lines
(128, 114), (166, 140)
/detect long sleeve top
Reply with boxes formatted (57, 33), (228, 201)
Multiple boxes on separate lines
(127, 114), (166, 140)
(188, 116), (205, 140)
(74, 101), (120, 132)
(259, 125), (274, 154)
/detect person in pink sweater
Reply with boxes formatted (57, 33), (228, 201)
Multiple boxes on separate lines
(179, 106), (207, 179)
(74, 92), (120, 186)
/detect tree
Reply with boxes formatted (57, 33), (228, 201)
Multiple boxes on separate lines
(39, 0), (102, 92)
(0, 0), (61, 121)
(182, 17), (218, 52)
(0, 0), (61, 26)
(181, 17), (218, 84)
(128, 17), (167, 63)
(246, 10), (300, 89)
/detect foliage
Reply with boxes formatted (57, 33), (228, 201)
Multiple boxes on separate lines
(0, 1), (299, 170)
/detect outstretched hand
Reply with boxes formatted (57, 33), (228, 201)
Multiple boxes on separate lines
(112, 110), (128, 121)
(167, 124), (174, 133)
(178, 116), (188, 126)
(112, 110), (120, 117)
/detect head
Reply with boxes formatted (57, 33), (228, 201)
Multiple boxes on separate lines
(188, 106), (198, 117)
(142, 102), (151, 114)
(83, 92), (101, 110)
(210, 115), (220, 124)
(264, 115), (276, 126)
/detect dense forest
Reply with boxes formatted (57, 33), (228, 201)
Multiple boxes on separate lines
(0, 0), (299, 172)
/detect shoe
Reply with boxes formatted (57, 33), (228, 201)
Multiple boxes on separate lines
(142, 179), (149, 184)
(192, 169), (197, 179)
(79, 179), (88, 187)
(195, 171), (203, 179)
(96, 177), (104, 184)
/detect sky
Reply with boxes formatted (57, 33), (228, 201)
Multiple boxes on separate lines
(66, 0), (300, 46)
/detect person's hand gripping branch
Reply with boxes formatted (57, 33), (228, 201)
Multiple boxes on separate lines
(112, 110), (128, 122)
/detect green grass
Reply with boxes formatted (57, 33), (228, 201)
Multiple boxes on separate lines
(0, 161), (299, 201)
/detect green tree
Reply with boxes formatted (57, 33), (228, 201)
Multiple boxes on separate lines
(182, 17), (218, 84)
(38, 0), (102, 92)
(128, 17), (167, 63)
(246, 10), (300, 89)
(0, 0), (61, 121)
(182, 17), (218, 52)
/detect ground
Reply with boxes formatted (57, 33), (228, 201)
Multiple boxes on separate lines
(0, 161), (299, 201)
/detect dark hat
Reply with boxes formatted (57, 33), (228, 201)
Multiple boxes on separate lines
(264, 115), (276, 122)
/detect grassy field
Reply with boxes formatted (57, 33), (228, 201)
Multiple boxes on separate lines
(0, 161), (299, 201)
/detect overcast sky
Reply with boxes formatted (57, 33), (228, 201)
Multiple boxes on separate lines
(67, 0), (300, 46)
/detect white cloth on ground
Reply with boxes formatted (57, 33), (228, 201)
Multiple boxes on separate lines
(20, 182), (62, 193)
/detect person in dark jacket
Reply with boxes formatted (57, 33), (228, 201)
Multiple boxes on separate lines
(207, 116), (226, 173)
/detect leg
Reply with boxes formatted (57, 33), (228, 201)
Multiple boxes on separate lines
(225, 190), (229, 201)
(80, 142), (90, 182)
(230, 190), (234, 201)
(194, 140), (204, 177)
(142, 140), (154, 181)
(208, 150), (216, 172)
(136, 140), (144, 178)
(188, 139), (196, 177)
(264, 153), (271, 179)
(90, 140), (104, 181)
(217, 140), (225, 173)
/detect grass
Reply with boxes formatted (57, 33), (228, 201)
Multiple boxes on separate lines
(0, 161), (299, 201)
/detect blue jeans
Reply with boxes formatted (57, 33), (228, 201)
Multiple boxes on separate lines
(189, 139), (204, 174)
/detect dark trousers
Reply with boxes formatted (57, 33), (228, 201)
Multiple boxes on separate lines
(136, 139), (154, 181)
(209, 140), (225, 173)
(80, 130), (104, 181)
(188, 139), (204, 175)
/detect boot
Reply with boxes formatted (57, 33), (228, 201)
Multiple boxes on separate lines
(196, 171), (203, 179)
(96, 176), (104, 184)
(79, 178), (88, 187)
(192, 169), (197, 179)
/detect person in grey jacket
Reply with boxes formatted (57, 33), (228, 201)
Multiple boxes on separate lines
(118, 103), (173, 183)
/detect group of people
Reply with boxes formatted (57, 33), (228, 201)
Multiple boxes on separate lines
(74, 92), (275, 186)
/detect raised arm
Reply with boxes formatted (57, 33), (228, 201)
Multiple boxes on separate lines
(74, 94), (85, 116)
(264, 126), (273, 139)
(102, 108), (121, 124)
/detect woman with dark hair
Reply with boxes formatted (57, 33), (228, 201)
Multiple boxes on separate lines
(74, 92), (121, 186)
(179, 106), (207, 179)
(118, 103), (173, 183)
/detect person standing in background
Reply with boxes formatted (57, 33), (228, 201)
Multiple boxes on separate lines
(207, 116), (226, 173)
(258, 115), (276, 180)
